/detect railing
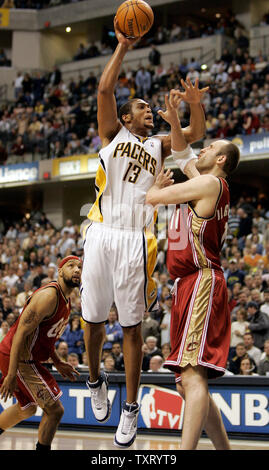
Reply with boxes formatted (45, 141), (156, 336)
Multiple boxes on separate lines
(250, 33), (269, 56)
(60, 43), (219, 82)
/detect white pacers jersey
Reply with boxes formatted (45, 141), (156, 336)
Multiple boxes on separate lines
(87, 126), (163, 230)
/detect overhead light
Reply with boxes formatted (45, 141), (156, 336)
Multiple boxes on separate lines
(25, 213), (31, 219)
(66, 26), (71, 33)
(201, 64), (208, 70)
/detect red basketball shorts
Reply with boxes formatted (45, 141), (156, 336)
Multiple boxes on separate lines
(0, 352), (62, 410)
(163, 268), (231, 381)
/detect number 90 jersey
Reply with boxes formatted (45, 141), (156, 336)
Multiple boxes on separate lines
(88, 126), (163, 230)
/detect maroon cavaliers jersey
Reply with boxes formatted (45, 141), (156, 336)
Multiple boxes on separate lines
(0, 282), (70, 362)
(167, 177), (230, 280)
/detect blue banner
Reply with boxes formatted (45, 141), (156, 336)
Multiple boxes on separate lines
(1, 381), (268, 434)
(0, 162), (39, 184)
(229, 132), (269, 156)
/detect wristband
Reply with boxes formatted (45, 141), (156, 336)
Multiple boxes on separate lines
(172, 146), (198, 173)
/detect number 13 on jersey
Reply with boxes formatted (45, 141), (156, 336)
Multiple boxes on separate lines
(123, 162), (142, 184)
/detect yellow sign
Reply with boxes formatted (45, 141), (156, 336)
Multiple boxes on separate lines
(52, 153), (98, 177)
(0, 9), (10, 28)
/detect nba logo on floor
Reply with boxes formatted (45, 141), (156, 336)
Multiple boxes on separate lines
(137, 385), (185, 430)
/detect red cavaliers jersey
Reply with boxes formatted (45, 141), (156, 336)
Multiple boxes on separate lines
(167, 177), (230, 280)
(0, 282), (70, 362)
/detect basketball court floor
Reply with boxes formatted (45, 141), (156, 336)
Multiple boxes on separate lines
(0, 427), (267, 450)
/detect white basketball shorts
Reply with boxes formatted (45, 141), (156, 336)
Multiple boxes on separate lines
(81, 222), (158, 327)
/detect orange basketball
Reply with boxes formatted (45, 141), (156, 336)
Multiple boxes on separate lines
(116, 0), (154, 38)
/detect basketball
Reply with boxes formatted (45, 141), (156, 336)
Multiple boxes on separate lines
(115, 0), (154, 38)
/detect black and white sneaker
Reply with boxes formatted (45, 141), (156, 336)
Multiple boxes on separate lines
(86, 372), (111, 423)
(114, 401), (140, 448)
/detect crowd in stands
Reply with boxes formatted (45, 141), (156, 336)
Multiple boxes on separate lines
(1, 10), (269, 164)
(1, 189), (269, 376)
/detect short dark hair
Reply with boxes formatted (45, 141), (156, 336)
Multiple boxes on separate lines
(216, 142), (240, 175)
(119, 99), (139, 124)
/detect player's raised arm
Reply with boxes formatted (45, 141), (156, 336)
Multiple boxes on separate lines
(158, 90), (200, 178)
(0, 288), (57, 401)
(97, 18), (138, 146)
(179, 78), (209, 143)
(161, 78), (208, 158)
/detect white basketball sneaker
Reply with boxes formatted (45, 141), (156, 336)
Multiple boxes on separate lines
(114, 401), (140, 448)
(86, 372), (111, 423)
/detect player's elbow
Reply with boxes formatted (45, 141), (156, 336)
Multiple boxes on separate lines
(187, 128), (205, 144)
(98, 79), (111, 95)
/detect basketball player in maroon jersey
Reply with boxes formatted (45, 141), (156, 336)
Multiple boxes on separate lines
(146, 96), (240, 449)
(0, 256), (82, 451)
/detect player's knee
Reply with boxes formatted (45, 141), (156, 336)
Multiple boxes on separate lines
(44, 401), (64, 422)
(54, 402), (64, 421)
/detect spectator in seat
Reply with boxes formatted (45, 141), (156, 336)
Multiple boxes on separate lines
(257, 339), (269, 375)
(161, 342), (171, 361)
(148, 44), (161, 66)
(56, 341), (69, 362)
(141, 336), (163, 371)
(60, 314), (84, 363)
(227, 259), (245, 288)
(243, 332), (262, 366)
(0, 321), (9, 343)
(141, 310), (160, 344)
(260, 289), (269, 317)
(239, 356), (258, 376)
(246, 302), (269, 350)
(1, 297), (12, 320)
(103, 354), (116, 373)
(102, 306), (123, 351)
(111, 342), (125, 371)
(67, 352), (80, 368)
(230, 308), (249, 358)
(148, 355), (167, 373)
(135, 65), (152, 98)
(228, 342), (248, 375)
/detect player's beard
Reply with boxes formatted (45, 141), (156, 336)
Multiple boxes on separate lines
(62, 274), (80, 288)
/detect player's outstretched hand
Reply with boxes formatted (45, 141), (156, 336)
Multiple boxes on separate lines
(55, 361), (80, 382)
(157, 90), (181, 126)
(114, 17), (139, 48)
(176, 78), (209, 104)
(0, 374), (17, 402)
(154, 166), (174, 189)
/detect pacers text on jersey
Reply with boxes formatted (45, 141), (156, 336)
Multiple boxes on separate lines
(113, 141), (157, 176)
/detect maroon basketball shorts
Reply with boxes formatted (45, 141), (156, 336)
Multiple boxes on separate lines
(163, 268), (231, 381)
(0, 352), (62, 410)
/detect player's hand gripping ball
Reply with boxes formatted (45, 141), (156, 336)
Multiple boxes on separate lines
(116, 0), (154, 38)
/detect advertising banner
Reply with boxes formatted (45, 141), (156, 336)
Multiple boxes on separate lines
(229, 132), (269, 156)
(51, 154), (98, 177)
(0, 381), (268, 434)
(0, 162), (39, 185)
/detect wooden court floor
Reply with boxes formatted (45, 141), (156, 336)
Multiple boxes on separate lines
(0, 427), (268, 450)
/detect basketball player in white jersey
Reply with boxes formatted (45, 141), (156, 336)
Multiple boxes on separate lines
(81, 17), (208, 448)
